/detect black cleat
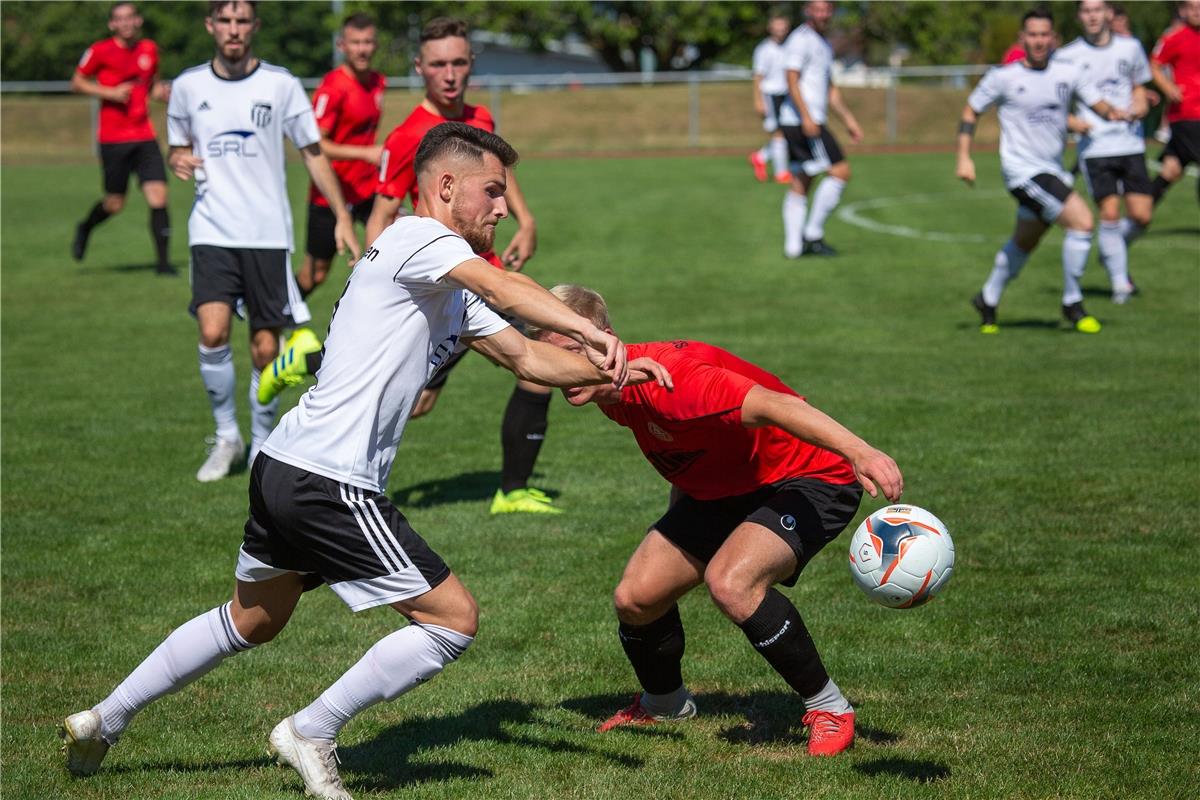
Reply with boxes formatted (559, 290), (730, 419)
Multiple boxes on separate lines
(156, 263), (178, 276)
(71, 223), (89, 261)
(971, 292), (999, 334)
(802, 238), (838, 257)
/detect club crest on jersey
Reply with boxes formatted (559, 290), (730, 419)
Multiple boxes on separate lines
(251, 102), (272, 128)
(1055, 82), (1070, 107)
(647, 422), (673, 442)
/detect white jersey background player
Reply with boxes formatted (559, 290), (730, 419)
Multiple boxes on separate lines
(778, 0), (863, 258)
(60, 122), (672, 800)
(166, 0), (358, 482)
(956, 8), (1132, 335)
(1059, 0), (1154, 303)
(749, 13), (792, 184)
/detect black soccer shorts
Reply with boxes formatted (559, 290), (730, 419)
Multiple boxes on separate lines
(304, 197), (376, 260)
(237, 454), (451, 612)
(1160, 120), (1200, 169)
(779, 124), (846, 177)
(652, 477), (862, 587)
(1080, 153), (1153, 200)
(99, 139), (167, 195)
(189, 245), (310, 331)
(1009, 173), (1073, 225)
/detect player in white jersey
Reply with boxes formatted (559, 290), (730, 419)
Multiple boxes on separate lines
(59, 122), (672, 800)
(957, 8), (1133, 335)
(1060, 0), (1154, 304)
(778, 0), (863, 258)
(166, 1), (360, 482)
(749, 13), (792, 184)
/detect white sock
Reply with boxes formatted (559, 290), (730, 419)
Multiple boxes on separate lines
(1118, 216), (1146, 244)
(783, 191), (807, 257)
(770, 136), (789, 177)
(94, 603), (254, 742)
(1061, 229), (1093, 306)
(292, 623), (473, 741)
(804, 677), (853, 715)
(756, 145), (770, 161)
(982, 239), (1030, 307)
(248, 369), (278, 464)
(803, 176), (846, 242)
(199, 345), (239, 442)
(1097, 221), (1131, 292)
(640, 685), (691, 717)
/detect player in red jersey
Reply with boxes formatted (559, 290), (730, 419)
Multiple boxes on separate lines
(1150, 0), (1200, 206)
(532, 285), (904, 757)
(297, 13), (386, 299)
(70, 2), (174, 275)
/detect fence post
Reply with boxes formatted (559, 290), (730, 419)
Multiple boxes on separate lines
(490, 81), (501, 132)
(886, 68), (898, 143)
(688, 72), (700, 148)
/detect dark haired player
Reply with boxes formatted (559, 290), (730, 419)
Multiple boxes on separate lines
(957, 8), (1133, 334)
(60, 123), (670, 800)
(70, 2), (174, 274)
(532, 284), (903, 757)
(1150, 0), (1200, 207)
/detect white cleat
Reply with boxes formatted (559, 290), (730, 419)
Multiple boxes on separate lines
(60, 709), (110, 777)
(1112, 283), (1135, 305)
(268, 716), (353, 800)
(196, 435), (245, 482)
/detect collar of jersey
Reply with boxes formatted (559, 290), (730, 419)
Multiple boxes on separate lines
(209, 59), (262, 83)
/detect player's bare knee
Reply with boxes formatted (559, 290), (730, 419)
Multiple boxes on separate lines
(1128, 207), (1152, 227)
(198, 325), (230, 349)
(829, 161), (851, 182)
(704, 569), (756, 622)
(230, 605), (285, 644)
(102, 195), (125, 214)
(250, 331), (280, 369)
(612, 583), (657, 625)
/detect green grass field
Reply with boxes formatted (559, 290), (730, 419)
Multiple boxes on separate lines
(3, 152), (1198, 800)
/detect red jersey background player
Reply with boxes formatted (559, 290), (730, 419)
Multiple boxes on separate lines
(297, 13), (386, 298)
(533, 284), (904, 757)
(70, 2), (174, 275)
(1150, 0), (1200, 206)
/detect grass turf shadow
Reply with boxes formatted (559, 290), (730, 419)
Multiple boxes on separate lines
(391, 470), (560, 509)
(854, 756), (951, 783)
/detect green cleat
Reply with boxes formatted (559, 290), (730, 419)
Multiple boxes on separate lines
(1062, 302), (1102, 334)
(490, 487), (563, 515)
(258, 328), (322, 404)
(972, 292), (999, 334)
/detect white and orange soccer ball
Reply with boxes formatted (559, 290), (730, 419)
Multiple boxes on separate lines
(848, 505), (954, 608)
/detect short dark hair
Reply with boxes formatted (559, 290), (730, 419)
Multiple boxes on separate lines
(415, 122), (519, 178)
(343, 12), (375, 31)
(1110, 3), (1126, 15)
(109, 2), (137, 19)
(1023, 7), (1054, 27)
(208, 1), (256, 18)
(420, 17), (469, 44)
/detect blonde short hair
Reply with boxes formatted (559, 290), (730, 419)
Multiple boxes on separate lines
(527, 284), (611, 339)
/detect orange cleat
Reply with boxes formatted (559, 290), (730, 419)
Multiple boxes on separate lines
(597, 693), (697, 732)
(749, 151), (768, 182)
(802, 709), (855, 756)
(775, 171), (793, 184)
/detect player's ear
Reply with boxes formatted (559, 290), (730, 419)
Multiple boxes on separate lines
(439, 172), (454, 202)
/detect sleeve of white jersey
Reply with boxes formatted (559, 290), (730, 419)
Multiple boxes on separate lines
(461, 292), (510, 339)
(1131, 42), (1152, 86)
(166, 79), (191, 146)
(391, 225), (480, 287)
(783, 34), (808, 73)
(282, 77), (321, 149)
(1072, 65), (1104, 108)
(967, 68), (1001, 114)
(752, 42), (767, 76)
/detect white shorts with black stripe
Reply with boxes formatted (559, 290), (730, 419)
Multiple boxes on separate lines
(237, 454), (450, 612)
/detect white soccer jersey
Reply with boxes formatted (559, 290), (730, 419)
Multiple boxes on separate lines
(753, 38), (789, 97)
(1058, 35), (1151, 158)
(261, 216), (509, 492)
(967, 54), (1103, 188)
(781, 24), (833, 125)
(167, 61), (320, 250)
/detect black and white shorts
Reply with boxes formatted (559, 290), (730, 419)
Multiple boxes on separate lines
(237, 454), (451, 612)
(189, 245), (311, 331)
(305, 197), (376, 261)
(763, 93), (788, 132)
(1009, 173), (1073, 224)
(779, 123), (846, 176)
(100, 140), (167, 195)
(652, 477), (862, 587)
(1160, 120), (1200, 169)
(1079, 153), (1152, 200)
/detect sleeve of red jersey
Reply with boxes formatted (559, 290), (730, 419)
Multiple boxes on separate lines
(658, 359), (758, 425)
(77, 44), (100, 77)
(312, 79), (342, 135)
(1151, 32), (1177, 66)
(378, 133), (418, 200)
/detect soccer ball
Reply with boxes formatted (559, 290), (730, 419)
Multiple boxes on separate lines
(848, 505), (954, 608)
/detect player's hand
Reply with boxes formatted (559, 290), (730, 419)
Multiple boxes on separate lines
(334, 214), (361, 263)
(151, 80), (171, 103)
(846, 118), (864, 144)
(410, 386), (442, 419)
(801, 118), (821, 138)
(1146, 90), (1162, 108)
(848, 446), (903, 502)
(365, 144), (384, 165)
(501, 226), (537, 271)
(626, 357), (673, 390)
(956, 157), (976, 187)
(1163, 84), (1184, 104)
(169, 152), (204, 181)
(754, 98), (766, 116)
(109, 82), (134, 103)
(581, 328), (628, 388)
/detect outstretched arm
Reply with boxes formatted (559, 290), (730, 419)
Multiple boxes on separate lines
(740, 385), (903, 501)
(499, 168), (537, 271)
(300, 142), (360, 260)
(468, 327), (669, 389)
(829, 85), (863, 143)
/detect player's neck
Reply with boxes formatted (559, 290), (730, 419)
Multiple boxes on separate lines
(1084, 29), (1112, 47)
(422, 96), (466, 120)
(339, 62), (372, 85)
(1022, 54), (1051, 70)
(112, 34), (138, 49)
(213, 53), (258, 80)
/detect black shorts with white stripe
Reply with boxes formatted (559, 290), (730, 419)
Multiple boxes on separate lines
(1009, 173), (1073, 225)
(237, 454), (450, 612)
(779, 124), (846, 176)
(1080, 153), (1152, 200)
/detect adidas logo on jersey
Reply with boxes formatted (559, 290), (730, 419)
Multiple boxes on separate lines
(198, 101), (211, 111)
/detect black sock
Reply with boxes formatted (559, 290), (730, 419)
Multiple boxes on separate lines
(80, 201), (111, 233)
(1151, 175), (1170, 205)
(500, 385), (550, 493)
(618, 605), (685, 695)
(739, 588), (828, 697)
(150, 207), (170, 267)
(305, 351), (323, 374)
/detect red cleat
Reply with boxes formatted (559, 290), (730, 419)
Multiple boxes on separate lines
(597, 693), (697, 732)
(749, 151), (768, 182)
(802, 710), (855, 756)
(775, 171), (793, 184)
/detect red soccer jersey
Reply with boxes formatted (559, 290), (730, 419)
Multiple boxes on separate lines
(1001, 44), (1026, 65)
(76, 37), (158, 144)
(307, 67), (386, 208)
(599, 341), (857, 501)
(1152, 24), (1200, 123)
